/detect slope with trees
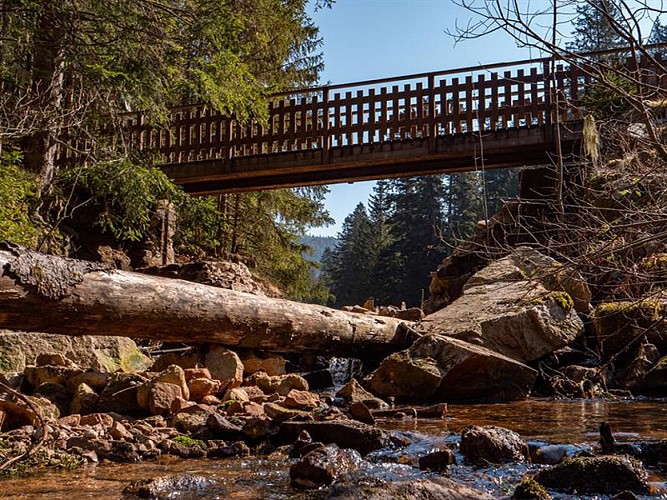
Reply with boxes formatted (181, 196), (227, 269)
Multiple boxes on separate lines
(0, 0), (334, 301)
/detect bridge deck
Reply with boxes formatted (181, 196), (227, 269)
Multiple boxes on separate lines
(58, 53), (665, 193)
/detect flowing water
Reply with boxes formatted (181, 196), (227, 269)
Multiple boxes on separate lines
(2, 399), (667, 499)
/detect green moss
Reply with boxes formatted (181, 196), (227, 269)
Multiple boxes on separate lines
(531, 291), (574, 314)
(595, 300), (664, 322)
(512, 478), (551, 500)
(0, 449), (83, 478)
(172, 435), (205, 448)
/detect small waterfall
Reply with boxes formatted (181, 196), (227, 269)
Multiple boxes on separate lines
(328, 357), (363, 387)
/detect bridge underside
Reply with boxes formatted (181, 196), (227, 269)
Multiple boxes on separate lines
(162, 123), (583, 194)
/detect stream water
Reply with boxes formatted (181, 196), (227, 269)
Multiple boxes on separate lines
(3, 398), (667, 499)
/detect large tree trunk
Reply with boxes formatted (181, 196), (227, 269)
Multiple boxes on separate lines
(0, 245), (415, 357)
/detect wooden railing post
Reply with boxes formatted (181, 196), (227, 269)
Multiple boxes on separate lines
(428, 74), (436, 152)
(322, 87), (330, 164)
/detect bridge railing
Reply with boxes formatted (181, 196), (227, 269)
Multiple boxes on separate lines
(56, 51), (667, 167)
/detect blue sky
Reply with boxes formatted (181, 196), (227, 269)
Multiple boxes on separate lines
(308, 0), (534, 237)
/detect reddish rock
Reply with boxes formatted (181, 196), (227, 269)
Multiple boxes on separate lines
(70, 382), (99, 416)
(184, 367), (212, 381)
(283, 390), (320, 410)
(188, 378), (219, 402)
(239, 351), (286, 376)
(148, 382), (183, 417)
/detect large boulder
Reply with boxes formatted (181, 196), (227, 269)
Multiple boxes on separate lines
(418, 278), (583, 363)
(0, 331), (151, 373)
(314, 478), (493, 499)
(204, 345), (244, 389)
(290, 444), (359, 489)
(460, 425), (529, 465)
(533, 456), (648, 495)
(367, 334), (536, 403)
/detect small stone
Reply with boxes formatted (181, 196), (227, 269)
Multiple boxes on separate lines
(418, 449), (457, 471)
(263, 402), (311, 423)
(110, 420), (133, 441)
(188, 378), (219, 402)
(239, 351), (286, 376)
(277, 374), (309, 396)
(207, 413), (242, 438)
(36, 353), (75, 368)
(223, 387), (250, 402)
(80, 413), (114, 428)
(152, 365), (190, 401)
(70, 383), (99, 416)
(336, 379), (388, 409)
(183, 368), (212, 381)
(283, 390), (320, 410)
(200, 395), (221, 405)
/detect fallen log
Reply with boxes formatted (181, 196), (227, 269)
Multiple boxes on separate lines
(0, 244), (415, 356)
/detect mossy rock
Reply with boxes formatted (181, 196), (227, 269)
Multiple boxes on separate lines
(533, 456), (648, 495)
(592, 301), (667, 361)
(512, 478), (551, 500)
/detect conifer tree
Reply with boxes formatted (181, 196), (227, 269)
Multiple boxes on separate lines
(383, 176), (446, 307)
(320, 203), (375, 307)
(567, 0), (624, 54)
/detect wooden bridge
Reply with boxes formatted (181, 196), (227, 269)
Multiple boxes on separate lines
(58, 52), (666, 194)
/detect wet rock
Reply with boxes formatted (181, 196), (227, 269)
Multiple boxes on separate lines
(530, 444), (571, 465)
(418, 278), (583, 363)
(315, 477), (493, 499)
(512, 478), (552, 500)
(460, 425), (529, 465)
(418, 448), (457, 471)
(97, 373), (148, 414)
(533, 456), (649, 494)
(279, 420), (396, 456)
(283, 389), (320, 410)
(0, 332), (151, 373)
(204, 345), (243, 389)
(124, 474), (216, 498)
(289, 444), (360, 489)
(336, 379), (388, 409)
(349, 402), (375, 425)
(368, 335), (536, 403)
(239, 351), (286, 376)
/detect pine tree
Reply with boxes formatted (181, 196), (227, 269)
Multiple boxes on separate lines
(567, 0), (625, 54)
(320, 203), (375, 307)
(382, 176), (447, 307)
(445, 172), (484, 243)
(649, 18), (667, 48)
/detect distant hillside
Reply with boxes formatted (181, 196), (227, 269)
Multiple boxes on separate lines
(300, 235), (339, 262)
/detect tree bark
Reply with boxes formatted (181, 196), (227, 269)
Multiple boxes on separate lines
(0, 245), (415, 357)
